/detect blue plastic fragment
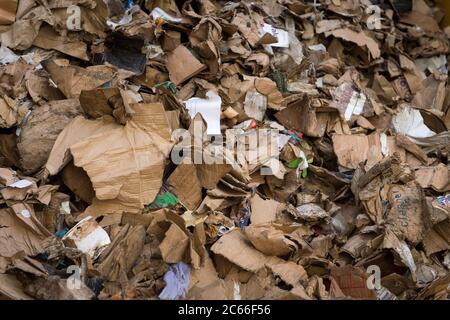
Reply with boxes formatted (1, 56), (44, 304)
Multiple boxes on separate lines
(55, 228), (69, 239)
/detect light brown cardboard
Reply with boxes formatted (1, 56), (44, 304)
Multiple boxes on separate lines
(42, 59), (115, 99)
(24, 276), (95, 300)
(245, 224), (297, 257)
(275, 97), (330, 138)
(0, 0), (17, 25)
(415, 164), (450, 192)
(187, 255), (231, 300)
(96, 224), (146, 282)
(266, 257), (308, 286)
(0, 95), (26, 128)
(399, 55), (424, 94)
(0, 274), (32, 300)
(423, 218), (450, 255)
(61, 161), (95, 204)
(0, 208), (50, 258)
(0, 0), (449, 301)
(332, 133), (383, 169)
(382, 230), (417, 280)
(45, 116), (119, 176)
(25, 69), (65, 105)
(386, 183), (426, 244)
(400, 10), (442, 34)
(167, 164), (203, 210)
(70, 103), (173, 214)
(211, 229), (269, 273)
(330, 266), (377, 300)
(231, 13), (260, 48)
(33, 25), (89, 61)
(327, 28), (380, 59)
(18, 99), (82, 174)
(395, 134), (429, 164)
(249, 194), (282, 225)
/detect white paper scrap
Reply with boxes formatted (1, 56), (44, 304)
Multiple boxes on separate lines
(344, 91), (366, 121)
(150, 7), (183, 23)
(8, 179), (33, 189)
(392, 107), (436, 138)
(261, 23), (290, 48)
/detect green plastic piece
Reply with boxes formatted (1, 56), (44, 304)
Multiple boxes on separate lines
(155, 81), (177, 95)
(146, 192), (178, 209)
(302, 168), (308, 178)
(288, 158), (302, 169)
(269, 72), (287, 93)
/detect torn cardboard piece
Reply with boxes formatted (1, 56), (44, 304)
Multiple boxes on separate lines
(46, 103), (173, 215)
(0, 0), (18, 25)
(42, 59), (115, 99)
(332, 133), (383, 170)
(70, 103), (173, 214)
(166, 45), (206, 85)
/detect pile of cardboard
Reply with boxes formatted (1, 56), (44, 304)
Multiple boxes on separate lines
(0, 0), (449, 300)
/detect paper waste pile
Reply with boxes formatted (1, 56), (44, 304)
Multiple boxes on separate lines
(0, 0), (449, 300)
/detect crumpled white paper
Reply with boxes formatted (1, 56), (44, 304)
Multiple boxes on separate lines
(393, 106), (436, 139)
